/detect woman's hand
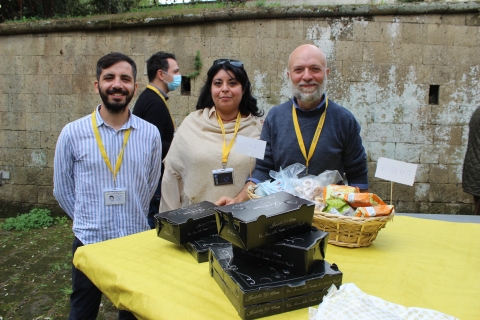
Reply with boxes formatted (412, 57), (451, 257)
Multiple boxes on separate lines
(214, 182), (256, 206)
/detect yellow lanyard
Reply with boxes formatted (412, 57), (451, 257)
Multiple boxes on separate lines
(91, 110), (131, 184)
(146, 84), (176, 130)
(216, 112), (242, 168)
(292, 97), (328, 174)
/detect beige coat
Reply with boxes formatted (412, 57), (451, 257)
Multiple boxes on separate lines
(160, 107), (262, 212)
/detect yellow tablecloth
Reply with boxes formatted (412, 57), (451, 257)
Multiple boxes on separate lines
(74, 216), (480, 320)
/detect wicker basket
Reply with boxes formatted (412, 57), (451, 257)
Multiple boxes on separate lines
(246, 186), (394, 248)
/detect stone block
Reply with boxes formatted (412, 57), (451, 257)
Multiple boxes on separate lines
(38, 186), (57, 205)
(429, 164), (449, 184)
(0, 75), (22, 94)
(457, 184), (473, 204)
(47, 149), (55, 168)
(12, 184), (38, 203)
(429, 102), (473, 126)
(40, 132), (58, 149)
(26, 113), (51, 132)
(24, 149), (48, 168)
(0, 131), (19, 148)
(0, 147), (24, 166)
(3, 35), (45, 56)
(276, 19), (304, 39)
(422, 45), (454, 66)
(433, 125), (462, 145)
(363, 42), (393, 63)
(419, 202), (446, 214)
(21, 75), (49, 95)
(0, 112), (26, 130)
(363, 123), (411, 143)
(48, 75), (73, 95)
(210, 37), (240, 59)
(439, 145), (467, 165)
(395, 201), (420, 214)
(451, 25), (478, 46)
(340, 60), (364, 82)
(335, 41), (362, 62)
(415, 164), (430, 183)
(401, 23), (427, 44)
(453, 46), (480, 66)
(0, 55), (18, 75)
(414, 183), (430, 202)
(367, 181), (391, 201)
(26, 167), (53, 186)
(427, 24), (454, 46)
(391, 43), (424, 64)
(239, 37), (262, 59)
(348, 81), (377, 104)
(72, 76), (96, 95)
(419, 145), (440, 165)
(429, 183), (457, 203)
(445, 203), (473, 215)
(394, 143), (422, 163)
(44, 35), (76, 57)
(254, 20), (277, 39)
(200, 23), (219, 38)
(262, 38), (294, 60)
(363, 141), (396, 162)
(466, 13), (480, 26)
(304, 20), (330, 41)
(0, 94), (7, 112)
(170, 95), (190, 118)
(353, 20), (386, 43)
(9, 166), (28, 185)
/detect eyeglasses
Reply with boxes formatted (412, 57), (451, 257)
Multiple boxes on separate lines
(213, 59), (244, 68)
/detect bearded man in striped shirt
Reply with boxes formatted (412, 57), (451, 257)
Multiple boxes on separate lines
(53, 52), (162, 320)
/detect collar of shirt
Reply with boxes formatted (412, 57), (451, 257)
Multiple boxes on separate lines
(292, 93), (327, 112)
(94, 105), (139, 131)
(148, 83), (169, 100)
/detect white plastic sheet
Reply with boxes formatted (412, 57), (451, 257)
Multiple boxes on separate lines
(310, 283), (458, 320)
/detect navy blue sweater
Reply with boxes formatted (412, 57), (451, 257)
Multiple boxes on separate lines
(252, 98), (368, 189)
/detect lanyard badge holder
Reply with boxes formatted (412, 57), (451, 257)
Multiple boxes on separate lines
(212, 112), (241, 186)
(92, 110), (129, 205)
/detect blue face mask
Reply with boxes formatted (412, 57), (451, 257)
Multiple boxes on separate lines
(164, 73), (182, 91)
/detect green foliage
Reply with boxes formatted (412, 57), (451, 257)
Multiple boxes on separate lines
(0, 208), (54, 231)
(185, 50), (203, 79)
(50, 261), (70, 272)
(55, 216), (70, 227)
(60, 286), (73, 295)
(255, 0), (266, 7)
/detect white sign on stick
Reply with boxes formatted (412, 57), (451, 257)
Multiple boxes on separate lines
(233, 135), (266, 160)
(375, 157), (418, 186)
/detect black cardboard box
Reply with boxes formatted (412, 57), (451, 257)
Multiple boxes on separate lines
(212, 267), (330, 320)
(215, 192), (315, 251)
(232, 227), (329, 275)
(208, 246), (342, 308)
(184, 234), (231, 263)
(154, 201), (217, 245)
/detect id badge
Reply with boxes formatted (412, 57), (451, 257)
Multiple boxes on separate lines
(104, 188), (127, 205)
(212, 168), (234, 186)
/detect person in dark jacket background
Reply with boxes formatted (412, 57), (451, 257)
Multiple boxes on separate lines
(462, 106), (480, 215)
(133, 52), (181, 227)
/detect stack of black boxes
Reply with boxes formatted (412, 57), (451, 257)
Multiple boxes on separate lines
(154, 192), (342, 319)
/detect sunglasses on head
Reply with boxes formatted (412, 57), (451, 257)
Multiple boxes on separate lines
(213, 59), (244, 68)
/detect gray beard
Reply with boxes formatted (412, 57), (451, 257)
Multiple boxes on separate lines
(290, 78), (327, 105)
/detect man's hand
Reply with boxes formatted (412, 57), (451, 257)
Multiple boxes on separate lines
(214, 181), (256, 206)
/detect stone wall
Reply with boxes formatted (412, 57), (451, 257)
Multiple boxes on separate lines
(0, 4), (479, 216)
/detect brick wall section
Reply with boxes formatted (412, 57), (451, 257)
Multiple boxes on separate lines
(0, 5), (479, 216)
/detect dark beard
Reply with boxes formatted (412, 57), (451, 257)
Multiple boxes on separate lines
(99, 88), (134, 114)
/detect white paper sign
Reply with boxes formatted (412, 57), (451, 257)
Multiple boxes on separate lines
(375, 157), (418, 186)
(233, 135), (266, 160)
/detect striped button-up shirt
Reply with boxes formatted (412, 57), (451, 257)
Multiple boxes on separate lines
(53, 106), (162, 245)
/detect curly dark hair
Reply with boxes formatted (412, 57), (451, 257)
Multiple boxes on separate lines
(195, 61), (263, 117)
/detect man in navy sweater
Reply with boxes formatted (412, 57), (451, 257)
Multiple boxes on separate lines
(133, 52), (181, 227)
(216, 44), (368, 205)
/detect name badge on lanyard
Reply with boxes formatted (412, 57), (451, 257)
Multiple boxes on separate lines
(214, 112), (241, 186)
(91, 109), (131, 205)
